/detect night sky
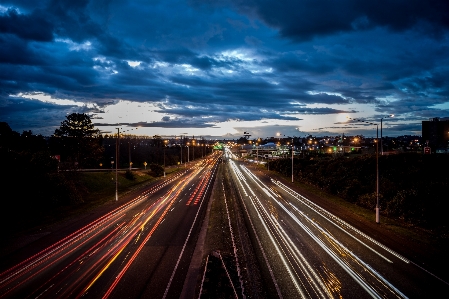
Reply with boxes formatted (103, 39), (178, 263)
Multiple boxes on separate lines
(1, 0), (448, 138)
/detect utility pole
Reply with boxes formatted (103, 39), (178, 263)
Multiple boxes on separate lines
(115, 128), (120, 201)
(163, 139), (167, 177)
(256, 143), (259, 164)
(291, 138), (294, 183)
(380, 114), (394, 155)
(129, 141), (131, 170)
(376, 124), (380, 224)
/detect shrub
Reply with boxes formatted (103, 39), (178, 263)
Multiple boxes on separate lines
(125, 170), (136, 180)
(149, 164), (164, 177)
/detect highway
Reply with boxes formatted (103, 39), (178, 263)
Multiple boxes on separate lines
(224, 147), (449, 298)
(2, 147), (448, 299)
(0, 153), (220, 299)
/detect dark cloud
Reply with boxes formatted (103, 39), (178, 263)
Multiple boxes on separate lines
(0, 96), (71, 115)
(290, 107), (356, 115)
(0, 35), (46, 65)
(0, 96), (81, 135)
(155, 101), (301, 123)
(0, 8), (53, 41)
(268, 52), (335, 75)
(386, 122), (422, 133)
(1, 0), (448, 137)
(97, 120), (216, 129)
(226, 0), (449, 40)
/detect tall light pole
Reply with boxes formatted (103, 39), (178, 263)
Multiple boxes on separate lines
(187, 143), (190, 163)
(163, 139), (167, 177)
(179, 135), (182, 166)
(347, 117), (380, 223)
(380, 114), (394, 155)
(291, 138), (294, 183)
(201, 137), (204, 158)
(255, 142), (259, 164)
(115, 128), (120, 201)
(128, 142), (132, 170)
(375, 124), (379, 224)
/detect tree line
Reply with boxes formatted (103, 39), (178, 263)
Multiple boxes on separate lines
(0, 113), (196, 234)
(267, 154), (449, 232)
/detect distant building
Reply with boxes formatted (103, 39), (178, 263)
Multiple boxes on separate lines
(422, 117), (449, 153)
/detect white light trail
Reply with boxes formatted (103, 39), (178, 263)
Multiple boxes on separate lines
(231, 162), (409, 299)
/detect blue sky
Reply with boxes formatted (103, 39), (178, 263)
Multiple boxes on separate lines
(1, 0), (448, 139)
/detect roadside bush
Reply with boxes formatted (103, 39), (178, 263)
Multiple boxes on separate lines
(148, 163), (164, 177)
(274, 153), (449, 231)
(125, 170), (136, 180)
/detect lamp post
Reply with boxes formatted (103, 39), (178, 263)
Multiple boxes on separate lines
(347, 117), (380, 223)
(163, 139), (167, 177)
(201, 138), (204, 158)
(291, 138), (294, 183)
(254, 141), (258, 164)
(180, 136), (183, 166)
(380, 114), (394, 155)
(128, 142), (131, 170)
(115, 128), (120, 201)
(375, 124), (379, 224)
(187, 144), (190, 163)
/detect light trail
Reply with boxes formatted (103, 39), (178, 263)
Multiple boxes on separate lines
(162, 160), (218, 299)
(103, 155), (220, 298)
(226, 159), (283, 298)
(0, 164), (208, 299)
(271, 180), (410, 264)
(240, 166), (397, 265)
(229, 159), (305, 297)
(0, 172), (187, 292)
(228, 157), (409, 298)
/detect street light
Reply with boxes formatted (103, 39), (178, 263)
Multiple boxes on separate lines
(380, 114), (394, 155)
(178, 136), (183, 166)
(115, 128), (120, 201)
(347, 117), (380, 224)
(256, 142), (259, 164)
(163, 139), (167, 177)
(114, 127), (138, 201)
(375, 124), (379, 224)
(179, 134), (188, 168)
(276, 132), (284, 157)
(291, 138), (294, 183)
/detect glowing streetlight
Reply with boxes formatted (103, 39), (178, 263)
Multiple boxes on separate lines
(163, 139), (167, 177)
(115, 128), (120, 201)
(291, 138), (294, 183)
(256, 141), (259, 164)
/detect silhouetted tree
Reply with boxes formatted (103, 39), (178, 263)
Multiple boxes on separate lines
(52, 113), (104, 168)
(0, 122), (19, 152)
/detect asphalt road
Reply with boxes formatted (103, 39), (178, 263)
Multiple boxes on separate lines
(224, 148), (449, 298)
(0, 154), (220, 299)
(2, 149), (448, 299)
